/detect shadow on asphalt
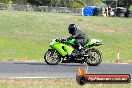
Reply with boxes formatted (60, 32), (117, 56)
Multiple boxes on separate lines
(13, 62), (86, 66)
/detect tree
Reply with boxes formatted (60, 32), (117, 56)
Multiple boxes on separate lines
(12, 0), (27, 4)
(114, 0), (132, 9)
(0, 0), (11, 4)
(72, 1), (83, 8)
(102, 0), (116, 6)
(102, 0), (132, 9)
(27, 0), (50, 6)
(49, 0), (61, 7)
(70, 0), (83, 8)
(27, 0), (82, 7)
(120, 0), (132, 9)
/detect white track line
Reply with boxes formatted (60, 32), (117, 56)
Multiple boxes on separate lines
(117, 63), (128, 64)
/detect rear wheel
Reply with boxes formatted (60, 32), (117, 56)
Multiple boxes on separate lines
(44, 49), (61, 65)
(85, 48), (102, 66)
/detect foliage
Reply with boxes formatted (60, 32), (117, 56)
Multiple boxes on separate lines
(26, 0), (83, 8)
(102, 0), (132, 9)
(102, 0), (116, 7)
(88, 0), (102, 6)
(0, 0), (11, 4)
(72, 1), (83, 8)
(49, 0), (61, 7)
(129, 5), (132, 10)
(0, 0), (131, 9)
(11, 0), (27, 4)
(123, 0), (132, 9)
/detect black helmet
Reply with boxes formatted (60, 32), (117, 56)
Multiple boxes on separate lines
(68, 24), (77, 34)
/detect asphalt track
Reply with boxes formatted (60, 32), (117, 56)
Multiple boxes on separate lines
(0, 62), (132, 78)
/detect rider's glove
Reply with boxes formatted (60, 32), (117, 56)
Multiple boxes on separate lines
(61, 38), (67, 41)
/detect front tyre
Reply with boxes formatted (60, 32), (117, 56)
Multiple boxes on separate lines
(85, 48), (102, 66)
(44, 49), (61, 65)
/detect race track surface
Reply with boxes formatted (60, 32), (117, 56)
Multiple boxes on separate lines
(0, 62), (132, 78)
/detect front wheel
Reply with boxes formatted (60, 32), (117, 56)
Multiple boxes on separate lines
(85, 48), (102, 66)
(44, 49), (61, 65)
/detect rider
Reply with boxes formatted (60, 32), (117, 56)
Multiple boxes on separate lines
(67, 24), (89, 55)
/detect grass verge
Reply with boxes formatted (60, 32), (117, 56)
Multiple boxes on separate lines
(0, 79), (131, 88)
(0, 10), (132, 62)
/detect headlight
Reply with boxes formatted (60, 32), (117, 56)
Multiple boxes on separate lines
(50, 39), (56, 45)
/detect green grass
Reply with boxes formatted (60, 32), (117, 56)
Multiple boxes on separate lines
(0, 79), (131, 88)
(0, 10), (132, 61)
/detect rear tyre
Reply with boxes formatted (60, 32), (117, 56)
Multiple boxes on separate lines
(44, 49), (61, 65)
(85, 48), (102, 66)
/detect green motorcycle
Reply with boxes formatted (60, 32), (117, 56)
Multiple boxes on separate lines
(44, 36), (102, 66)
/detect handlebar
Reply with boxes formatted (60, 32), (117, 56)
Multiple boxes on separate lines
(56, 38), (67, 43)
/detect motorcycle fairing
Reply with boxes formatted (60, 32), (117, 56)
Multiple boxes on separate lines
(50, 41), (74, 56)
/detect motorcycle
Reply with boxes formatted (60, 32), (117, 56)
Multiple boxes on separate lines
(44, 36), (102, 66)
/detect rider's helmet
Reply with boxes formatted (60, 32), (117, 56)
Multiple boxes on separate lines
(68, 24), (77, 34)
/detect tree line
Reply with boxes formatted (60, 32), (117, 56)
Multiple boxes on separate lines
(0, 0), (131, 9)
